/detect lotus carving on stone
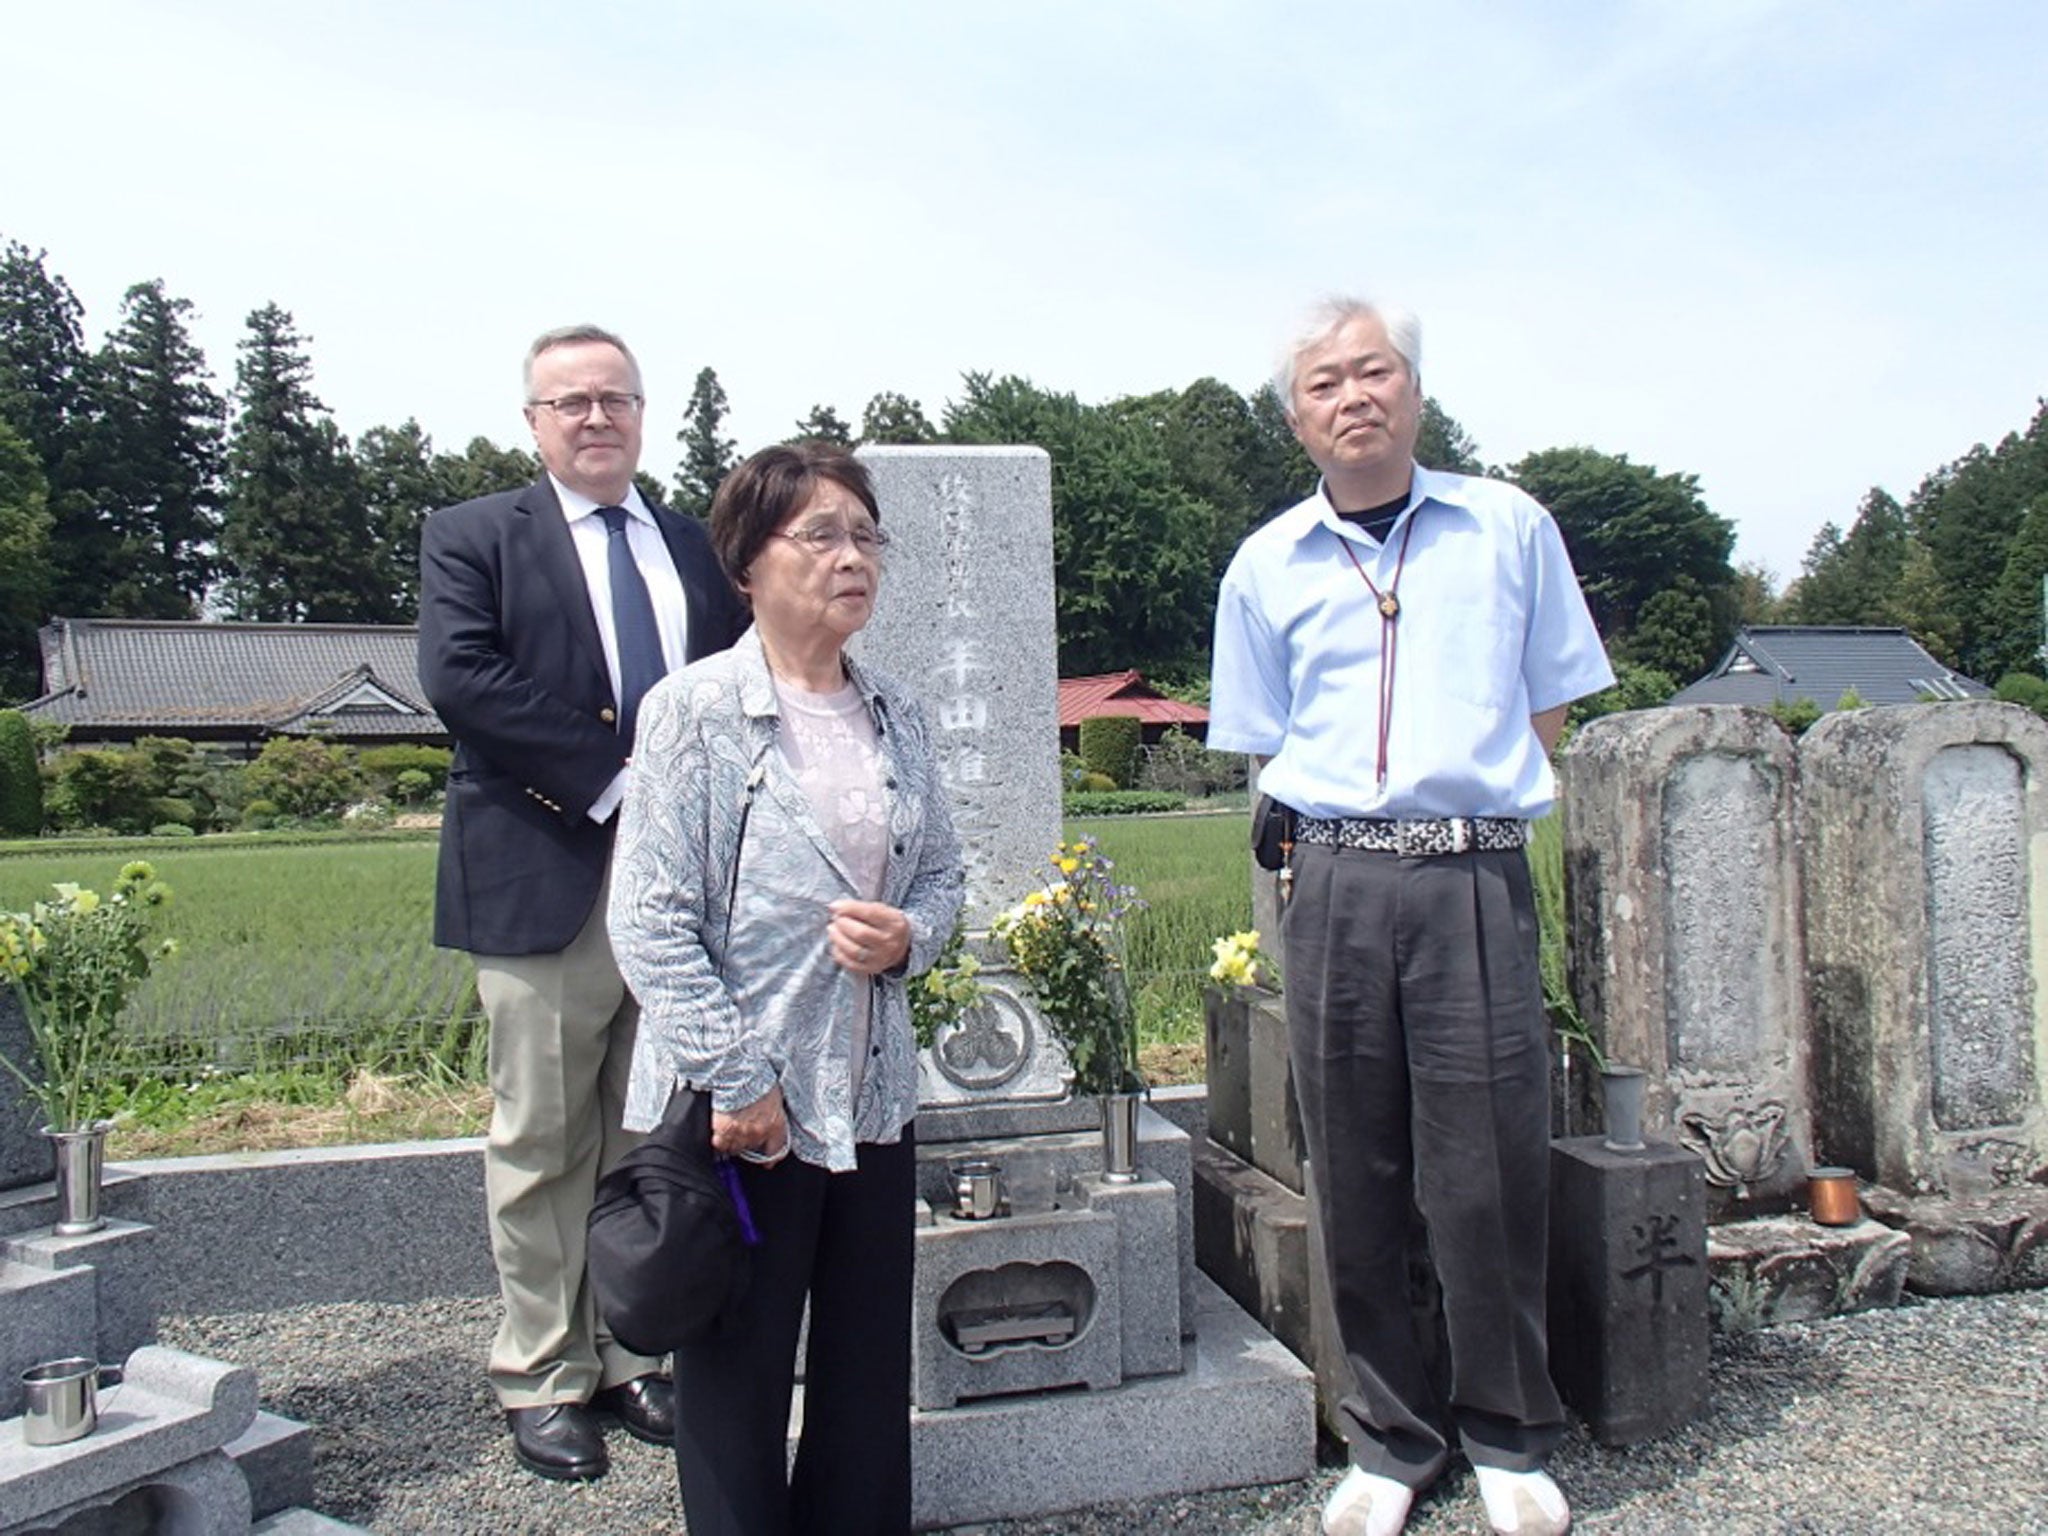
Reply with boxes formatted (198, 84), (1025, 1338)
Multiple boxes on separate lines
(1677, 1100), (1790, 1196)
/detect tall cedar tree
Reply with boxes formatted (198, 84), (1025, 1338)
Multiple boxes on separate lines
(355, 419), (457, 620)
(1986, 496), (2048, 678)
(673, 366), (736, 519)
(0, 240), (114, 616)
(1787, 489), (1913, 626)
(859, 391), (936, 444)
(91, 280), (226, 616)
(790, 403), (853, 445)
(220, 304), (383, 621)
(0, 421), (52, 699)
(1909, 401), (2048, 678)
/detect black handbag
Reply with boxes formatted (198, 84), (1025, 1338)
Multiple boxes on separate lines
(587, 1085), (756, 1355)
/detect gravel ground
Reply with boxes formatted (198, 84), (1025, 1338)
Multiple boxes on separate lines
(163, 1288), (2048, 1535)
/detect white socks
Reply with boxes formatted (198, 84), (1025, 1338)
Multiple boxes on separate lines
(1322, 1467), (1415, 1536)
(1474, 1466), (1571, 1535)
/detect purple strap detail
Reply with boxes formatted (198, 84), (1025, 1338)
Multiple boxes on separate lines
(716, 1158), (761, 1246)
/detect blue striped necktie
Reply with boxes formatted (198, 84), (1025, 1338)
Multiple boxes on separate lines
(596, 505), (667, 745)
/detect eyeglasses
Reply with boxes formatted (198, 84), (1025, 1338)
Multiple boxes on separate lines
(774, 523), (892, 557)
(528, 392), (643, 420)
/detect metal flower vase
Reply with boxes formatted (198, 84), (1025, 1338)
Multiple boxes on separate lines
(1101, 1091), (1141, 1183)
(1600, 1065), (1647, 1154)
(46, 1123), (110, 1235)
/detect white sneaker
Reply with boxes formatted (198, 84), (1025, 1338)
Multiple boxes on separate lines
(1322, 1466), (1414, 1536)
(1474, 1466), (1571, 1535)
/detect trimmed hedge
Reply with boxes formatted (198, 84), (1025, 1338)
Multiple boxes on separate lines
(358, 744), (453, 793)
(1060, 790), (1185, 817)
(1078, 714), (1143, 788)
(0, 710), (38, 836)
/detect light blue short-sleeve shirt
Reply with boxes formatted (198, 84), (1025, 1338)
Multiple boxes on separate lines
(1208, 465), (1614, 821)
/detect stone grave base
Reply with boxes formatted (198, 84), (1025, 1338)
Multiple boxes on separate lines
(0, 1344), (353, 1536)
(1706, 1215), (1911, 1331)
(1862, 1184), (2048, 1296)
(850, 1274), (1310, 1530)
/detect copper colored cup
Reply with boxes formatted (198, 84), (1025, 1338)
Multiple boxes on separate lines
(1808, 1167), (1860, 1226)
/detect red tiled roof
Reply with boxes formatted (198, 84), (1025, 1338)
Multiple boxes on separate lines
(1057, 671), (1210, 729)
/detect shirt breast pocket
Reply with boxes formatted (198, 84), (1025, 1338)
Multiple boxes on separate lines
(1430, 593), (1523, 712)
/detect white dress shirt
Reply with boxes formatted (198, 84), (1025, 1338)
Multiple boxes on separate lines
(549, 474), (693, 820)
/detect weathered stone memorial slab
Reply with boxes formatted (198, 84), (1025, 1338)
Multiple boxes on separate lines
(1562, 706), (1811, 1218)
(854, 446), (1061, 932)
(1800, 701), (2048, 1291)
(855, 446), (1076, 1111)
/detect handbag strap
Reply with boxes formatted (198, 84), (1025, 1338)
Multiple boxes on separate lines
(723, 757), (767, 951)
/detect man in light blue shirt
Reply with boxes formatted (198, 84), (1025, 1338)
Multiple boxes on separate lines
(1210, 297), (1612, 1536)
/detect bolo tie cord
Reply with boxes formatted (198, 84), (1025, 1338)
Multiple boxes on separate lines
(1338, 515), (1416, 787)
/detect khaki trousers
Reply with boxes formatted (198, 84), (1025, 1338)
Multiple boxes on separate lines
(473, 879), (661, 1408)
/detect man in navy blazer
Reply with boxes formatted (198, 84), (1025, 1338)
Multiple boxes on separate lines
(418, 324), (745, 1482)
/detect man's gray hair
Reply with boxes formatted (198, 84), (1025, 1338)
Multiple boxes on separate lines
(1273, 297), (1421, 420)
(523, 324), (641, 400)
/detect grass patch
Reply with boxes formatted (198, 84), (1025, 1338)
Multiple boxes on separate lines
(6, 812), (1252, 1147)
(0, 837), (483, 1082)
(1069, 811), (1252, 1055)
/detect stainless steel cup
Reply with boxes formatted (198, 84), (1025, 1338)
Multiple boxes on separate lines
(951, 1159), (1006, 1220)
(21, 1357), (101, 1446)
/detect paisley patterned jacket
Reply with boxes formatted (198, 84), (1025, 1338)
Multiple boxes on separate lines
(609, 626), (964, 1172)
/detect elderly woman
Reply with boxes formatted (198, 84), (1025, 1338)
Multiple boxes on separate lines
(608, 440), (963, 1536)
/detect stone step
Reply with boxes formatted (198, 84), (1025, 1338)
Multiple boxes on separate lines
(0, 1262), (98, 1422)
(1190, 1136), (1312, 1365)
(0, 1168), (147, 1245)
(4, 1219), (158, 1373)
(252, 1506), (373, 1534)
(893, 1273), (1314, 1530)
(1707, 1213), (1911, 1330)
(227, 1410), (315, 1522)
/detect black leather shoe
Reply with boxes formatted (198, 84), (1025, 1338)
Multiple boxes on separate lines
(593, 1374), (676, 1446)
(507, 1402), (609, 1481)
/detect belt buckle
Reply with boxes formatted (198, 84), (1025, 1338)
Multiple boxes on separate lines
(1391, 818), (1463, 856)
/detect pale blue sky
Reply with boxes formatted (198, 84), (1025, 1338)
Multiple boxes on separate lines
(9, 1), (2043, 585)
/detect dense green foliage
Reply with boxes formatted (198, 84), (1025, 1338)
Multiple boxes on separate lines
(5, 234), (2042, 710)
(240, 738), (361, 819)
(1508, 446), (1738, 683)
(0, 710), (39, 834)
(356, 744), (452, 795)
(0, 420), (51, 698)
(1135, 725), (1247, 797)
(31, 735), (443, 834)
(1789, 402), (2048, 680)
(1077, 714), (1143, 787)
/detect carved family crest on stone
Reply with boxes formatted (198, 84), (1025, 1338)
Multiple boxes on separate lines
(1677, 1099), (1791, 1196)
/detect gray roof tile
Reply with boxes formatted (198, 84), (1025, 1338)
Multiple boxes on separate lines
(1669, 626), (1990, 708)
(26, 618), (445, 740)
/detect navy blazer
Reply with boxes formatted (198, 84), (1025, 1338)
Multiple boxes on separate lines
(417, 478), (746, 956)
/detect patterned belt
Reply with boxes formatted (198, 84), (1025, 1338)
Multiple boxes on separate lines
(1294, 815), (1529, 856)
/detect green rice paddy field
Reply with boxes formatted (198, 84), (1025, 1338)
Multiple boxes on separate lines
(0, 815), (1259, 1078)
